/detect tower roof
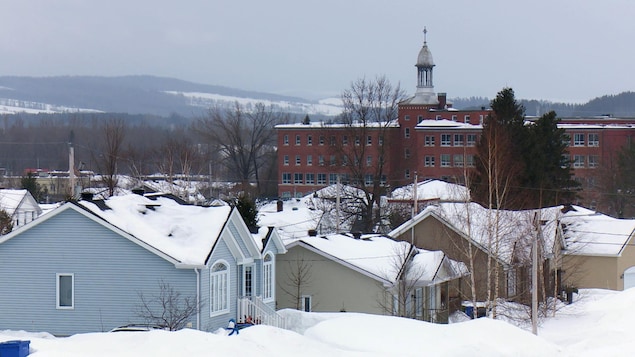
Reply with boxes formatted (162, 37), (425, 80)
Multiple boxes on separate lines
(416, 28), (434, 67)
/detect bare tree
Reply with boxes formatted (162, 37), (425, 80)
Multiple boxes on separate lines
(93, 118), (126, 197)
(279, 254), (314, 310)
(324, 75), (407, 232)
(135, 280), (199, 331)
(194, 102), (288, 195)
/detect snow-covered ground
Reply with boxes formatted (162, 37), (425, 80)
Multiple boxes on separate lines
(1, 289), (632, 356)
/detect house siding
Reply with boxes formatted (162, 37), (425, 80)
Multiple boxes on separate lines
(0, 208), (196, 336)
(276, 245), (389, 314)
(201, 231), (239, 331)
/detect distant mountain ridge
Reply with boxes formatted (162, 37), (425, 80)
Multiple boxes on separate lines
(0, 75), (327, 117)
(0, 75), (633, 118)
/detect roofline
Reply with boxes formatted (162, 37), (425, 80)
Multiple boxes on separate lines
(286, 239), (394, 286)
(0, 202), (182, 265)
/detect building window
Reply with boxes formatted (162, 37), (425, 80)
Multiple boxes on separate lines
(464, 115), (470, 123)
(441, 134), (451, 146)
(294, 173), (303, 184)
(281, 191), (291, 199)
(330, 136), (336, 146)
(451, 115), (457, 122)
(318, 155), (325, 166)
(341, 156), (348, 166)
(56, 273), (74, 309)
(307, 155), (313, 166)
(425, 135), (435, 146)
(366, 156), (372, 167)
(319, 135), (325, 145)
(243, 265), (253, 297)
(295, 155), (301, 166)
(404, 128), (410, 139)
(379, 136), (384, 146)
(301, 295), (312, 312)
(342, 135), (348, 145)
(467, 134), (477, 146)
(329, 173), (338, 185)
(365, 174), (373, 186)
(454, 154), (464, 167)
(573, 133), (585, 147)
(404, 115), (410, 121)
(507, 269), (517, 297)
(588, 155), (599, 168)
(282, 173), (291, 184)
(340, 174), (350, 185)
(317, 173), (326, 185)
(307, 135), (312, 146)
(283, 135), (289, 145)
(295, 135), (301, 145)
(418, 115), (424, 123)
(330, 155), (336, 166)
(210, 261), (229, 315)
(353, 136), (359, 146)
(306, 173), (315, 184)
(263, 253), (274, 302)
(441, 154), (451, 167)
(562, 135), (570, 147)
(405, 169), (410, 179)
(454, 134), (464, 146)
(283, 155), (289, 166)
(466, 155), (475, 167)
(404, 149), (411, 159)
(573, 155), (585, 168)
(367, 135), (372, 146)
(424, 156), (435, 167)
(588, 133), (599, 147)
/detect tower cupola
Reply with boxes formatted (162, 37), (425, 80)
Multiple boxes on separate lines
(416, 27), (435, 90)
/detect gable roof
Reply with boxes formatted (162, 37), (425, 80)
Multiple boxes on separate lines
(390, 179), (470, 203)
(287, 233), (467, 287)
(76, 194), (232, 266)
(0, 189), (42, 216)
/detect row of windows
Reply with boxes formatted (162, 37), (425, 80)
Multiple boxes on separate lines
(282, 172), (387, 186)
(422, 154), (476, 168)
(571, 155), (600, 168)
(284, 154), (377, 167)
(570, 133), (600, 147)
(283, 134), (384, 146)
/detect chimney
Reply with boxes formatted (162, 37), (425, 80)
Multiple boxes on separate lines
(308, 229), (317, 237)
(276, 199), (283, 212)
(437, 93), (447, 109)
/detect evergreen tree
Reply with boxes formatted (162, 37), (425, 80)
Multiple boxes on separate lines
(20, 172), (47, 202)
(472, 88), (577, 209)
(0, 209), (13, 235)
(234, 193), (259, 233)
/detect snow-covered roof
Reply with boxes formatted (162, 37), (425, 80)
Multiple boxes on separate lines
(0, 189), (30, 216)
(275, 120), (400, 129)
(77, 194), (232, 265)
(390, 179), (470, 202)
(290, 233), (467, 285)
(416, 119), (482, 129)
(558, 206), (635, 256)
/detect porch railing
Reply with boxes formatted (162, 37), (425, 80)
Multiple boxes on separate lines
(237, 296), (286, 329)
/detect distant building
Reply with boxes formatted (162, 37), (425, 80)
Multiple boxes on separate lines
(275, 30), (635, 211)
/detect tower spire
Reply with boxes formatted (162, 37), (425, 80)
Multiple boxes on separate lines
(423, 27), (427, 45)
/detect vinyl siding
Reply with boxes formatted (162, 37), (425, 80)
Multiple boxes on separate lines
(0, 207), (196, 336)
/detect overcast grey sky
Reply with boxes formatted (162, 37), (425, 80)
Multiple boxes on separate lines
(1, 0), (633, 102)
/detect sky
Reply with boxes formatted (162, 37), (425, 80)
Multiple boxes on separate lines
(2, 288), (635, 356)
(1, 1), (634, 103)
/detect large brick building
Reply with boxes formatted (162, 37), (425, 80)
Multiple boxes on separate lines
(275, 31), (635, 211)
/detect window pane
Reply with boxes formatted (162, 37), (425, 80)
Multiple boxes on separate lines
(59, 275), (73, 307)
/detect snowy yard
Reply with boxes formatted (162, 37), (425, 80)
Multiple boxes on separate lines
(1, 288), (633, 356)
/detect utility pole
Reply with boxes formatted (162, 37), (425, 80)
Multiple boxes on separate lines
(336, 174), (341, 234)
(68, 131), (76, 199)
(532, 212), (541, 335)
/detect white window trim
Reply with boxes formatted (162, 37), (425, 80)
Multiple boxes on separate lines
(210, 260), (230, 317)
(56, 273), (74, 309)
(263, 252), (275, 303)
(301, 295), (312, 312)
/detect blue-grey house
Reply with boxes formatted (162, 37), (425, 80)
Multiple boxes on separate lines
(0, 193), (286, 336)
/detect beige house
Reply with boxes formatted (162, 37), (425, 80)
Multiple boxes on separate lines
(276, 233), (467, 323)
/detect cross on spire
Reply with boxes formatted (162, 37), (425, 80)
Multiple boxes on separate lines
(423, 27), (427, 44)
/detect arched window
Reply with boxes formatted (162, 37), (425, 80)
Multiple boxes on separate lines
(210, 261), (229, 316)
(263, 253), (274, 302)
